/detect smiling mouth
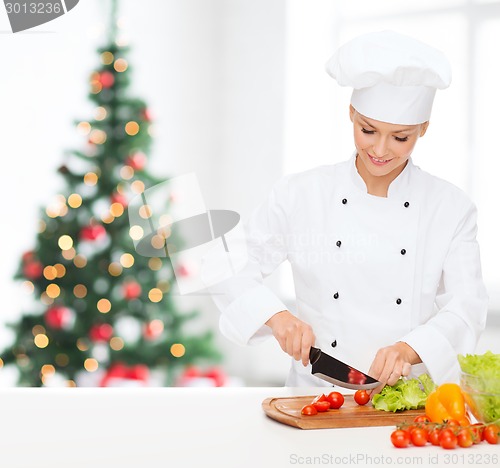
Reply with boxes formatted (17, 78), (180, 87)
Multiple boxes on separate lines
(368, 154), (393, 165)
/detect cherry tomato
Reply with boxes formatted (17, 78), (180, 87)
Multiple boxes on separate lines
(439, 428), (457, 450)
(428, 428), (441, 446)
(457, 428), (473, 448)
(327, 391), (344, 409)
(470, 423), (484, 444)
(312, 401), (330, 412)
(311, 394), (328, 404)
(301, 404), (318, 416)
(444, 419), (460, 428)
(354, 390), (369, 406)
(410, 427), (428, 447)
(391, 429), (410, 448)
(413, 415), (431, 424)
(405, 424), (417, 435)
(483, 424), (499, 445)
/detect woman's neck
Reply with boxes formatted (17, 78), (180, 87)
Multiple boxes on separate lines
(355, 155), (408, 197)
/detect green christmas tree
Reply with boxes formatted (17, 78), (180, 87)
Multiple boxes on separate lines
(0, 1), (221, 387)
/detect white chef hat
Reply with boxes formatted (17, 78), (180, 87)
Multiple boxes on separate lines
(325, 30), (452, 125)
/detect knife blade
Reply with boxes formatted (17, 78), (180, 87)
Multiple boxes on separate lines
(309, 346), (380, 390)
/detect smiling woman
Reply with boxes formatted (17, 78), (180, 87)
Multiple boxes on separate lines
(350, 109), (429, 197)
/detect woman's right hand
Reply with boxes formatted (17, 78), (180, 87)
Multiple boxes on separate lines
(265, 310), (316, 366)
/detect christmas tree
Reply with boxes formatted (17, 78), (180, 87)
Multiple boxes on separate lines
(0, 1), (221, 387)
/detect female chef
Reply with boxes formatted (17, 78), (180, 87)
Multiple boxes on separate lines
(210, 31), (488, 389)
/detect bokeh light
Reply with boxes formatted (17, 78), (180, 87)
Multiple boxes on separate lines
(120, 165), (134, 180)
(74, 284), (87, 298)
(68, 193), (83, 208)
(84, 358), (99, 372)
(148, 258), (162, 271)
(130, 180), (145, 194)
(97, 298), (112, 314)
(101, 51), (114, 65)
(43, 266), (57, 280)
(46, 284), (61, 299)
(170, 343), (185, 358)
(108, 262), (123, 277)
(74, 255), (88, 268)
(84, 172), (99, 186)
(110, 337), (124, 351)
(58, 235), (73, 251)
(34, 334), (49, 348)
(114, 58), (128, 72)
(125, 121), (139, 136)
(77, 121), (91, 135)
(129, 225), (144, 240)
(148, 288), (163, 303)
(120, 253), (134, 268)
(110, 202), (124, 217)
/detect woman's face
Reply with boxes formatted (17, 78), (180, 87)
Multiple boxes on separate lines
(350, 105), (428, 178)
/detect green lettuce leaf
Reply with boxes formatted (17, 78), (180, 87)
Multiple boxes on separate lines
(458, 351), (500, 423)
(372, 374), (436, 412)
(372, 391), (405, 412)
(418, 373), (437, 396)
(400, 379), (428, 408)
(458, 351), (500, 393)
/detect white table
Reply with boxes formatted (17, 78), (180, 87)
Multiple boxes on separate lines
(0, 387), (498, 468)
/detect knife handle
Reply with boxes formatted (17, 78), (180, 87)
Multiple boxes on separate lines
(309, 346), (321, 365)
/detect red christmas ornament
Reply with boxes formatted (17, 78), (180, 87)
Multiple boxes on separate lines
(123, 281), (142, 300)
(131, 364), (150, 382)
(23, 260), (43, 280)
(100, 362), (150, 387)
(89, 323), (113, 342)
(182, 366), (201, 379)
(143, 319), (164, 340)
(45, 306), (73, 329)
(22, 251), (35, 263)
(176, 366), (227, 387)
(204, 367), (226, 387)
(99, 71), (115, 88)
(111, 192), (128, 207)
(80, 224), (106, 241)
(141, 108), (152, 122)
(125, 151), (147, 171)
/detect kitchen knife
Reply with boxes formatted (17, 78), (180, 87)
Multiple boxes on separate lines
(309, 346), (380, 390)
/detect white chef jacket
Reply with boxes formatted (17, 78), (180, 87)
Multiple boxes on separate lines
(211, 154), (488, 386)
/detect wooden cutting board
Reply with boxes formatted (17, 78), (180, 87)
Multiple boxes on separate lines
(262, 394), (426, 429)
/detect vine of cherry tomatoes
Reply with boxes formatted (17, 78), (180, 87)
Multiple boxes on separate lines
(390, 415), (499, 449)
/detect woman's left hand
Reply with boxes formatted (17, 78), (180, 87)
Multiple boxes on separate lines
(367, 341), (421, 395)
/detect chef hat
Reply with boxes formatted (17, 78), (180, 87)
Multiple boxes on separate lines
(325, 30), (452, 125)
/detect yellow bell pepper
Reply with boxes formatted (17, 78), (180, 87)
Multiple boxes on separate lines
(425, 383), (470, 426)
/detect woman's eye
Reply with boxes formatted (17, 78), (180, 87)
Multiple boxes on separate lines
(394, 136), (409, 142)
(361, 127), (375, 134)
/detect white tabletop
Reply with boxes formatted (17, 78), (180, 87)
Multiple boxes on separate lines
(0, 387), (498, 468)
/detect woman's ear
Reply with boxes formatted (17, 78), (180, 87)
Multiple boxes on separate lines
(420, 121), (429, 137)
(349, 104), (356, 123)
